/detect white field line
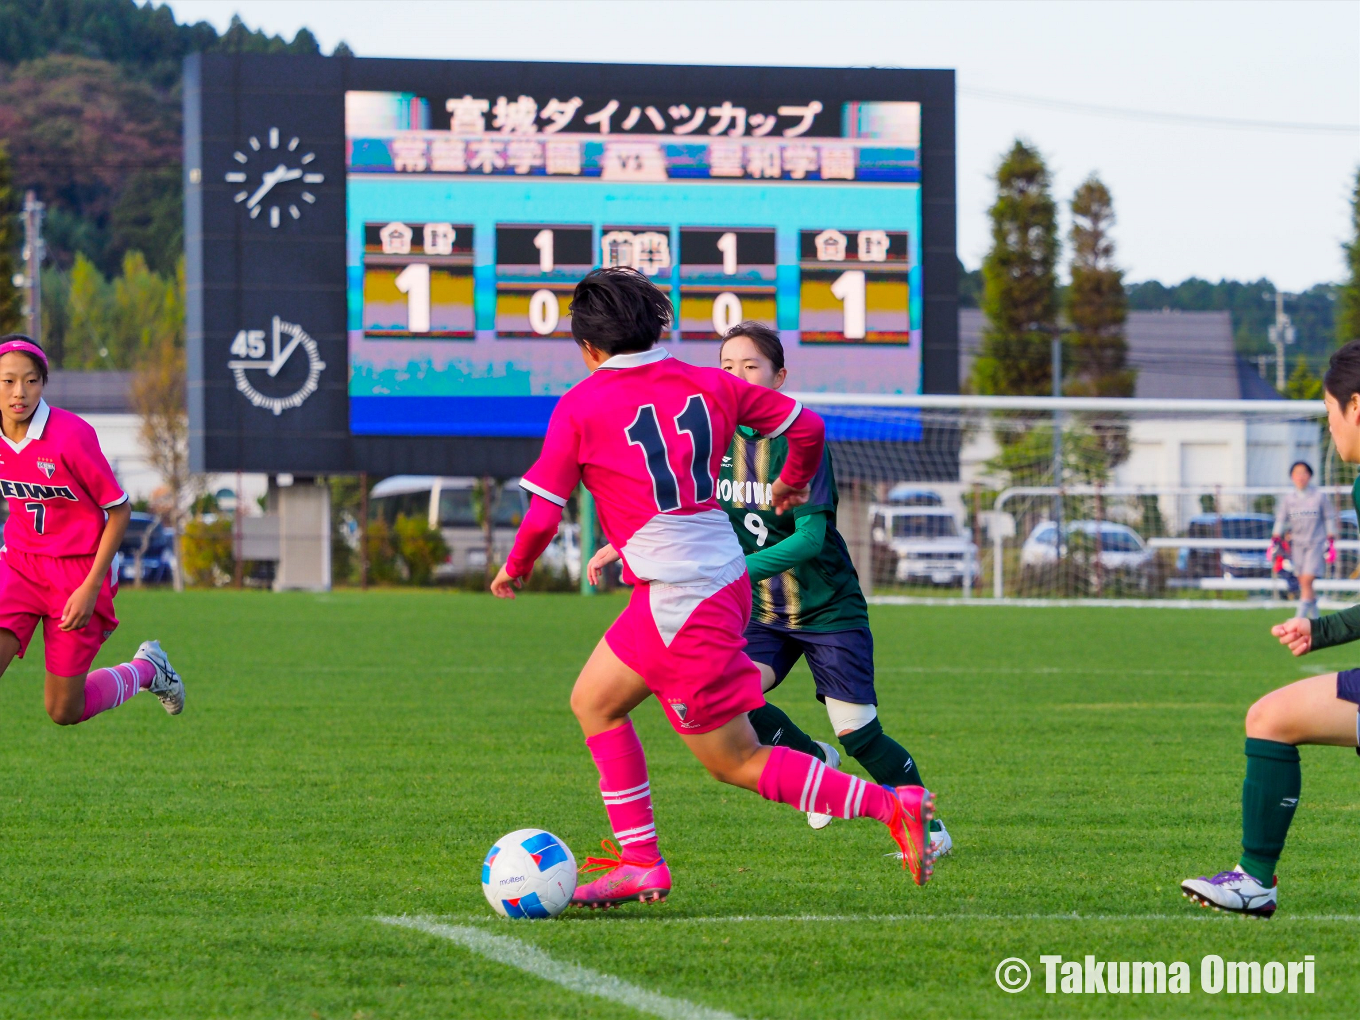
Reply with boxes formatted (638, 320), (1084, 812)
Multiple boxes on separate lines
(431, 911), (1360, 925)
(867, 596), (1304, 610)
(376, 915), (744, 1020)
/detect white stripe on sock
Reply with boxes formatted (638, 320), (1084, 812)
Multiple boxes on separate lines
(851, 778), (867, 817)
(805, 761), (826, 815)
(797, 756), (818, 812)
(613, 823), (656, 839)
(603, 789), (652, 805)
(617, 830), (657, 846)
(602, 780), (651, 798)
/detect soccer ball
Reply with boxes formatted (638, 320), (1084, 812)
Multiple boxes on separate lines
(481, 828), (577, 919)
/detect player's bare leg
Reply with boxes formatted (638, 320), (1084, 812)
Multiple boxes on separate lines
(1183, 673), (1357, 917)
(684, 713), (935, 885)
(1245, 673), (1357, 746)
(569, 639), (671, 908)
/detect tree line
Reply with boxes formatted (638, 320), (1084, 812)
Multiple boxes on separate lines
(964, 141), (1360, 394)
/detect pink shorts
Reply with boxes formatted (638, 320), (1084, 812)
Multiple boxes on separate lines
(605, 572), (765, 735)
(0, 548), (118, 676)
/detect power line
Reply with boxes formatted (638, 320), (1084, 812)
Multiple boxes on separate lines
(958, 85), (1360, 136)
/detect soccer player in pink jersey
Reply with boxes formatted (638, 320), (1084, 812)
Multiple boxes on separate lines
(0, 335), (183, 725)
(490, 270), (936, 907)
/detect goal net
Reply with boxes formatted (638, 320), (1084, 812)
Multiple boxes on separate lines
(790, 393), (1352, 603)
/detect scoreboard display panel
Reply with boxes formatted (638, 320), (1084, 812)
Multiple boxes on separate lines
(184, 56), (955, 473)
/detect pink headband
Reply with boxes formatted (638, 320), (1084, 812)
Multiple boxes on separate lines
(0, 339), (47, 369)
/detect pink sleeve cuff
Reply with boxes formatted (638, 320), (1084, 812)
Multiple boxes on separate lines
(504, 495), (566, 579)
(777, 408), (825, 490)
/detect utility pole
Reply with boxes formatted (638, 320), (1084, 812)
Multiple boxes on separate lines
(1051, 328), (1063, 533)
(1266, 291), (1295, 391)
(20, 190), (44, 343)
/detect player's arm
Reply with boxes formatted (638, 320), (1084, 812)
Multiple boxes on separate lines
(490, 401), (583, 599)
(729, 377), (826, 514)
(60, 499), (130, 632)
(1272, 605), (1360, 656)
(747, 511), (827, 582)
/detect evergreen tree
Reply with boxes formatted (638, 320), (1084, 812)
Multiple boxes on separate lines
(1339, 167), (1360, 346)
(973, 141), (1059, 396)
(0, 142), (19, 332)
(1286, 352), (1323, 400)
(1066, 175), (1132, 398)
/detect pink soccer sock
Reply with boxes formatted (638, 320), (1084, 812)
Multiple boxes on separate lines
(757, 745), (896, 824)
(585, 719), (661, 862)
(78, 659), (157, 722)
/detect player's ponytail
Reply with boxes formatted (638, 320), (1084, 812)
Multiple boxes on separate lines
(1324, 338), (1360, 410)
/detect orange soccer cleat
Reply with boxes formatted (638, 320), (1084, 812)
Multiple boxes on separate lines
(885, 785), (936, 886)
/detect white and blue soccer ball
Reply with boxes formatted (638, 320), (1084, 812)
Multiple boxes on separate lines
(481, 828), (577, 919)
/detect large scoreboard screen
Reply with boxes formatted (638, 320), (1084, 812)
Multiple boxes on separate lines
(185, 56), (954, 473)
(346, 92), (924, 437)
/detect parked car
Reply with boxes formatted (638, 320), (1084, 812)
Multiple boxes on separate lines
(884, 485), (944, 507)
(117, 512), (175, 584)
(1175, 513), (1274, 578)
(368, 476), (579, 580)
(1021, 520), (1156, 590)
(870, 504), (978, 586)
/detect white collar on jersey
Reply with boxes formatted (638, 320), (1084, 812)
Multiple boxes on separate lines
(1, 398), (50, 454)
(596, 347), (670, 370)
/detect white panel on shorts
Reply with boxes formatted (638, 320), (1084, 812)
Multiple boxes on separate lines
(621, 508), (744, 585)
(648, 555), (746, 647)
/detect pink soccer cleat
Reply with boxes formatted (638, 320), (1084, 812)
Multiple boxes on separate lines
(571, 840), (671, 910)
(885, 785), (936, 886)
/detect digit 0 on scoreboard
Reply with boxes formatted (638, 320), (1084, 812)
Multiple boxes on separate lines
(362, 221), (475, 339)
(798, 228), (910, 343)
(495, 225), (593, 338)
(678, 228), (776, 340)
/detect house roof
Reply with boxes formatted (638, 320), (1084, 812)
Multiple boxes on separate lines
(958, 309), (1278, 400)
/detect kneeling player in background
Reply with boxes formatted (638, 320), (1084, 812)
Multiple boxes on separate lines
(491, 270), (937, 909)
(1182, 340), (1360, 918)
(0, 336), (183, 726)
(591, 322), (950, 855)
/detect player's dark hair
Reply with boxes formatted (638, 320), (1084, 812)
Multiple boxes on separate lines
(569, 268), (672, 355)
(719, 321), (784, 372)
(1290, 460), (1313, 477)
(0, 334), (48, 384)
(1324, 339), (1360, 410)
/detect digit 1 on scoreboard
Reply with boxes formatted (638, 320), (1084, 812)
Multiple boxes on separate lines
(830, 270), (867, 340)
(395, 262), (431, 334)
(533, 229), (554, 273)
(716, 231), (738, 276)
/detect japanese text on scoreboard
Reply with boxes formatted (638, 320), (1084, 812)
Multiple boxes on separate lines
(346, 89), (922, 436)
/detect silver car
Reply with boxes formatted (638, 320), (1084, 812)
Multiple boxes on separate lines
(871, 505), (979, 586)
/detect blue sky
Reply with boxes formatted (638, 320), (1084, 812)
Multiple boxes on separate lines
(162, 0), (1360, 291)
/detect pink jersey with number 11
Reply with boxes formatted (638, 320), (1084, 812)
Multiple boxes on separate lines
(507, 347), (824, 585)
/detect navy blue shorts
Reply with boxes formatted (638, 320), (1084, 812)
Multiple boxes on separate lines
(742, 621), (876, 706)
(1337, 669), (1360, 705)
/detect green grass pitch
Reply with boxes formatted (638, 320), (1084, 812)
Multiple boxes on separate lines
(0, 590), (1357, 1018)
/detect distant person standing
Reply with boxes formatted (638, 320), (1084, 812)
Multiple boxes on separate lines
(1271, 461), (1336, 619)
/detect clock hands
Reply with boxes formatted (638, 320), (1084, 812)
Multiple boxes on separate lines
(246, 164), (305, 209)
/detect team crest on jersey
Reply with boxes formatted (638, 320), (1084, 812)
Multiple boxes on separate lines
(36, 458), (55, 479)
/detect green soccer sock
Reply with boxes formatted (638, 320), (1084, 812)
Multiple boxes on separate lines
(748, 703), (825, 761)
(1239, 737), (1301, 884)
(839, 717), (924, 788)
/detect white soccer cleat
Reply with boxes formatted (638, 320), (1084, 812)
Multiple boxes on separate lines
(135, 639), (184, 716)
(1181, 865), (1276, 918)
(930, 819), (953, 857)
(807, 741), (840, 829)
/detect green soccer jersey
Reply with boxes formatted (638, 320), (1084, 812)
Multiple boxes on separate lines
(719, 427), (869, 632)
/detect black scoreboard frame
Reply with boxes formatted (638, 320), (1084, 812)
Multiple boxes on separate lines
(184, 53), (957, 475)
